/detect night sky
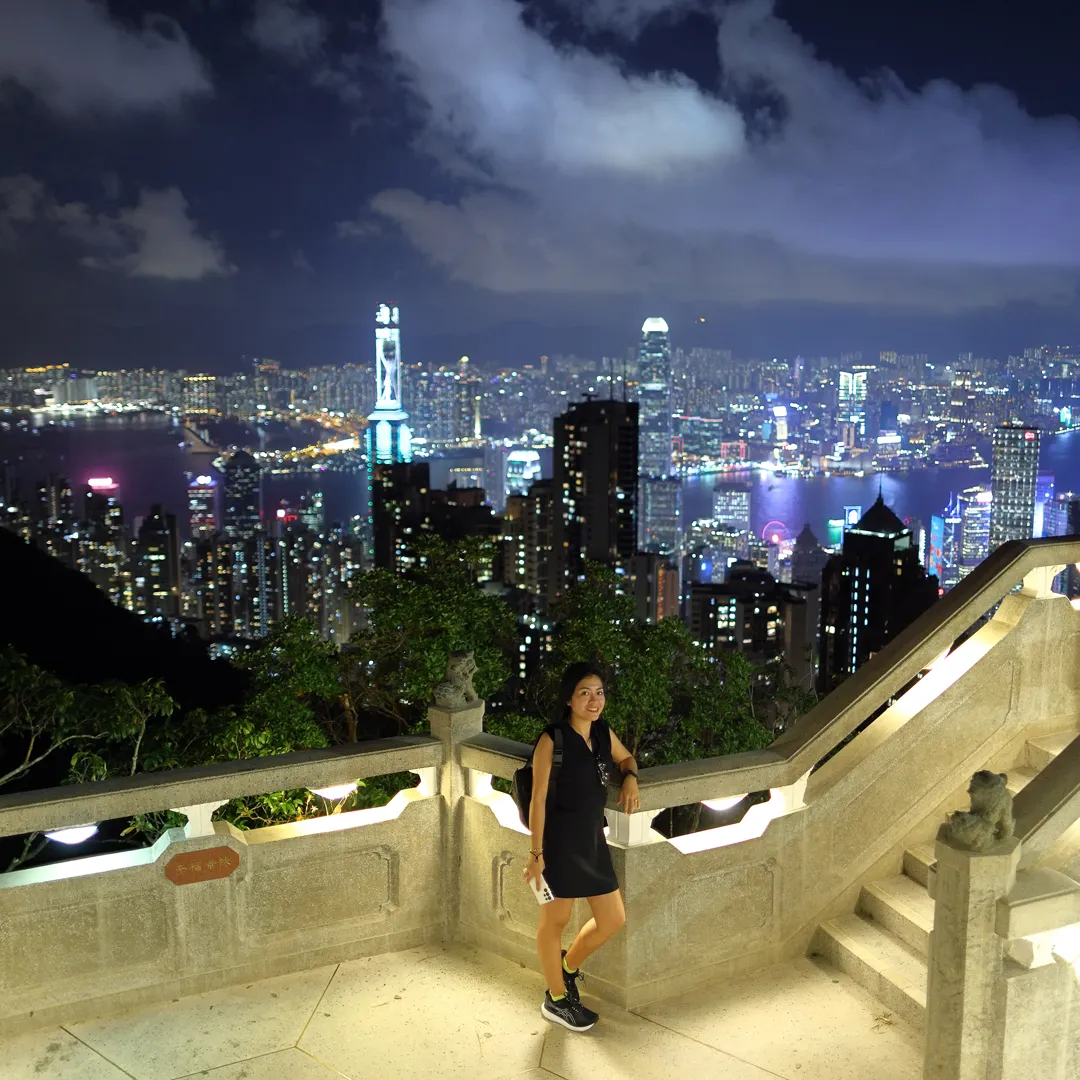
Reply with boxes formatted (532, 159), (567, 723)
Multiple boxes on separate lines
(2, 0), (1079, 370)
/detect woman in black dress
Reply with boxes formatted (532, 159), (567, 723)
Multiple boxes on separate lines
(522, 662), (640, 1031)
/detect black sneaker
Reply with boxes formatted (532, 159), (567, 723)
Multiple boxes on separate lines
(561, 950), (585, 1003)
(542, 991), (598, 1032)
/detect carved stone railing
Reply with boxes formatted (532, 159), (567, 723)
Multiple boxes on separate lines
(0, 733), (446, 1037)
(456, 537), (1080, 1008)
(926, 754), (1080, 1080)
(5, 537), (1080, 1042)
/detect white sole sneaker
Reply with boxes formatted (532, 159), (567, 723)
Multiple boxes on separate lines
(541, 1001), (596, 1032)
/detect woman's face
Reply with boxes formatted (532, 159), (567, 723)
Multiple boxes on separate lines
(568, 675), (605, 724)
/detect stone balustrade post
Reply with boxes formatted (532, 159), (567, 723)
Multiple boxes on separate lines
(429, 699), (485, 938)
(925, 832), (1020, 1080)
(171, 801), (228, 839)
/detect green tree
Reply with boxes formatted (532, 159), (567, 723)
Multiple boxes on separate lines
(348, 535), (516, 732)
(500, 563), (777, 768)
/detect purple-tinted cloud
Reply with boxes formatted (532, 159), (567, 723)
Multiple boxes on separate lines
(368, 0), (1080, 307)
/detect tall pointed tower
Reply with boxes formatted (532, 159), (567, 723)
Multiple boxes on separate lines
(364, 304), (413, 557)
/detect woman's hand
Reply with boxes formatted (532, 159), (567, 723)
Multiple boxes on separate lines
(522, 851), (545, 888)
(617, 776), (640, 813)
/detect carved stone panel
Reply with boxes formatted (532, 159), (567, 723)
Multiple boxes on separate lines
(0, 889), (168, 992)
(239, 845), (397, 938)
(673, 861), (776, 948)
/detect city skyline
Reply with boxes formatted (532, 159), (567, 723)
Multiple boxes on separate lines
(3, 1), (1080, 370)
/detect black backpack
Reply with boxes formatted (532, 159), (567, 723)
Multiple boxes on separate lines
(512, 727), (563, 828)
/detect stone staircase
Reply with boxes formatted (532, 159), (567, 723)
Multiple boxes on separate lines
(810, 730), (1075, 1029)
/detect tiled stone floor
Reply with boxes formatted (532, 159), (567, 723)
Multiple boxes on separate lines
(2, 944), (923, 1080)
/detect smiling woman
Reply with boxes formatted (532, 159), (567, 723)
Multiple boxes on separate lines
(520, 660), (638, 1032)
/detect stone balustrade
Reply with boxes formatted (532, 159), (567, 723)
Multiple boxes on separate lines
(2, 537), (1080, 1074)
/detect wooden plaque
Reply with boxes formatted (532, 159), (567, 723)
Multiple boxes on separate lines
(165, 846), (240, 885)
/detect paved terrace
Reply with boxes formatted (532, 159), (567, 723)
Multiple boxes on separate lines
(4, 944), (921, 1080)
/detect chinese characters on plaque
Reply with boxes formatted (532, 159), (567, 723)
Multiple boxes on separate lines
(165, 846), (240, 885)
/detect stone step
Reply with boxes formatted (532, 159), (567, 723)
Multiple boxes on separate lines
(1005, 766), (1039, 795)
(902, 845), (936, 890)
(1026, 732), (1077, 771)
(812, 913), (926, 1029)
(858, 874), (936, 957)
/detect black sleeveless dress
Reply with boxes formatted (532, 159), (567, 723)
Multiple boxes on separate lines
(539, 718), (620, 899)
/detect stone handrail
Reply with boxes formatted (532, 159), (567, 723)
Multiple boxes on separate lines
(0, 735), (442, 838)
(1013, 727), (1080, 870)
(461, 538), (1080, 812)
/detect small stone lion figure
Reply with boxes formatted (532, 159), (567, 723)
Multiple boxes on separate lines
(940, 771), (1014, 852)
(433, 651), (479, 709)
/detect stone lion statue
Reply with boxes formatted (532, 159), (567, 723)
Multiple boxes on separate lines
(433, 651), (479, 709)
(939, 771), (1014, 852)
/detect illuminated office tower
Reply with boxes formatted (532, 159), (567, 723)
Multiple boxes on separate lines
(989, 425), (1040, 551)
(364, 303), (413, 556)
(639, 477), (681, 554)
(957, 486), (992, 579)
(637, 318), (673, 477)
(838, 370), (868, 434)
(712, 483), (752, 558)
(187, 474), (219, 540)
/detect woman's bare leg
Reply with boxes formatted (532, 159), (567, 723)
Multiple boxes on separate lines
(564, 890), (625, 970)
(537, 898), (575, 996)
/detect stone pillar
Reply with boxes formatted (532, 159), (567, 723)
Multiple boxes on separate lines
(925, 833), (1020, 1080)
(429, 700), (485, 939)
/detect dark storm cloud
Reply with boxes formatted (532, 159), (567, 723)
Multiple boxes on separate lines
(246, 0), (364, 107)
(369, 0), (1080, 308)
(0, 0), (211, 115)
(0, 176), (235, 280)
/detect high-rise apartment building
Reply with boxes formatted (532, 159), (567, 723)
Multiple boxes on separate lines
(182, 374), (218, 415)
(819, 495), (939, 693)
(687, 562), (818, 689)
(989, 425), (1040, 552)
(222, 451), (262, 539)
(552, 398), (638, 596)
(131, 505), (181, 623)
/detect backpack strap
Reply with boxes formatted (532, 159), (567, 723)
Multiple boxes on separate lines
(550, 725), (564, 780)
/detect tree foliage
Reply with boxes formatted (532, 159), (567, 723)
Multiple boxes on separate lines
(347, 535), (516, 733)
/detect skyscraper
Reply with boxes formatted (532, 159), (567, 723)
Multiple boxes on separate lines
(989, 425), (1040, 552)
(552, 398), (638, 596)
(637, 318), (678, 553)
(712, 484), (752, 558)
(132, 505), (181, 623)
(818, 494), (939, 693)
(365, 303), (413, 555)
(222, 451), (262, 539)
(637, 318), (672, 477)
(639, 477), (681, 554)
(790, 524), (829, 587)
(838, 370), (868, 435)
(187, 474), (219, 540)
(957, 486), (992, 579)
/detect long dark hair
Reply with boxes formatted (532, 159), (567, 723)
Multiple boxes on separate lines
(553, 662), (607, 725)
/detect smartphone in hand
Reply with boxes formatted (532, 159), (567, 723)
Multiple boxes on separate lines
(529, 874), (555, 904)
